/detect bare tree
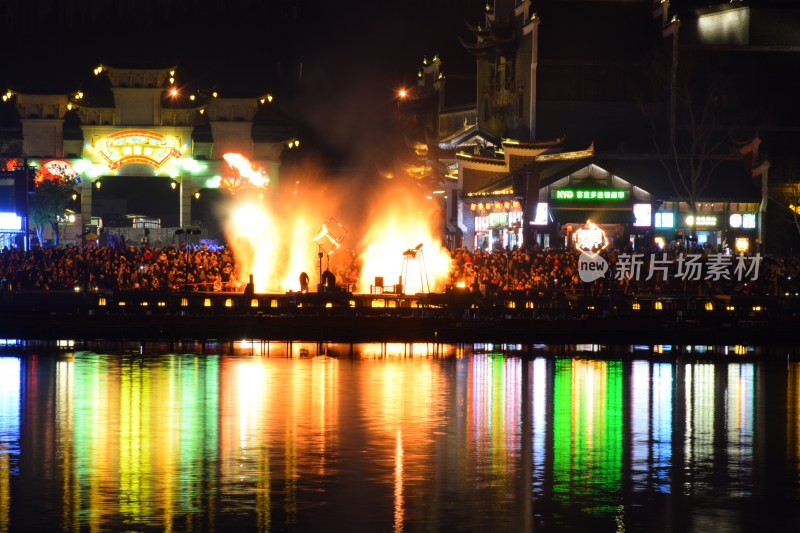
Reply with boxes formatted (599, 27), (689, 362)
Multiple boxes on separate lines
(639, 47), (740, 241)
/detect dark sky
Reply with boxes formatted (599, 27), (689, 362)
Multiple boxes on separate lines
(1, 0), (489, 170)
(2, 0), (796, 170)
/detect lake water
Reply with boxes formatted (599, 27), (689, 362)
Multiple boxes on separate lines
(1, 342), (799, 532)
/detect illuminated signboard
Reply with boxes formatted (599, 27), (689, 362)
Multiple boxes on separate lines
(742, 213), (756, 229)
(530, 202), (548, 225)
(93, 130), (184, 170)
(0, 213), (22, 230)
(685, 215), (717, 227)
(35, 160), (78, 186)
(633, 203), (651, 227)
(554, 189), (627, 201)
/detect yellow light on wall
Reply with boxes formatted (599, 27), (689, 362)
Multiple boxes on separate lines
(735, 237), (749, 253)
(705, 302), (714, 311)
(181, 297), (188, 307)
(225, 298), (233, 308)
(654, 301), (663, 310)
(250, 299), (259, 307)
(267, 94), (273, 102)
(98, 297), (107, 306)
(189, 94), (195, 101)
(212, 91), (218, 98)
(204, 298), (212, 307)
(194, 191), (200, 199)
(95, 180), (102, 189)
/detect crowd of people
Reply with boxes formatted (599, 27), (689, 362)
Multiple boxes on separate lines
(1, 239), (799, 297)
(0, 242), (240, 292)
(446, 244), (800, 297)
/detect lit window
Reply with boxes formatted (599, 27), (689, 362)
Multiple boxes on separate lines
(655, 212), (674, 229)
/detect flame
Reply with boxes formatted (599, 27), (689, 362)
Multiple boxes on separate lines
(221, 168), (351, 293)
(356, 185), (451, 294)
(222, 153), (269, 189)
(221, 166), (450, 294)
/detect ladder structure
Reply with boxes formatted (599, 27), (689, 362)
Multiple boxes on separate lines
(400, 243), (429, 294)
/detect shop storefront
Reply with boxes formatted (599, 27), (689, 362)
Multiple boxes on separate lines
(548, 186), (640, 250)
(653, 201), (761, 252)
(469, 199), (524, 251)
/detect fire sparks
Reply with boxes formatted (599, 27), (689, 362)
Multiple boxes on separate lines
(222, 153), (269, 192)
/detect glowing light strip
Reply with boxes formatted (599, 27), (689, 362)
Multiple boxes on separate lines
(554, 189), (626, 200)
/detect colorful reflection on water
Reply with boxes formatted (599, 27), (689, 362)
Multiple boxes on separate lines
(1, 346), (799, 532)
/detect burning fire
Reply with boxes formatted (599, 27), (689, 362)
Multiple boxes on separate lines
(356, 185), (451, 294)
(222, 153), (269, 190)
(222, 169), (451, 294)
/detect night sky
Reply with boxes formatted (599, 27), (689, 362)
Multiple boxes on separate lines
(2, 0), (798, 170)
(1, 0), (487, 170)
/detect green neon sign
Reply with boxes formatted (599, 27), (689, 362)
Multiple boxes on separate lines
(554, 189), (627, 200)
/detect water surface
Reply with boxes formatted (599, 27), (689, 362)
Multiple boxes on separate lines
(1, 343), (799, 532)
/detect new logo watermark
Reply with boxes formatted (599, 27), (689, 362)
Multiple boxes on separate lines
(571, 220), (763, 283)
(578, 252), (609, 283)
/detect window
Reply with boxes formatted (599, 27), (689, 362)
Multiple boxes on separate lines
(655, 212), (674, 229)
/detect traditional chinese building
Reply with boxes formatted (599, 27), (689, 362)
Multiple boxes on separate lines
(1, 64), (294, 246)
(401, 0), (785, 254)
